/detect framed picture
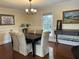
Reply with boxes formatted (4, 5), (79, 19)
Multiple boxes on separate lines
(56, 20), (62, 30)
(63, 10), (79, 24)
(0, 14), (15, 25)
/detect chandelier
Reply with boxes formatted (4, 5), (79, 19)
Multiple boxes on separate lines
(25, 0), (37, 15)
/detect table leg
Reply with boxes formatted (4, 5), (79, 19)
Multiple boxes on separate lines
(56, 34), (58, 44)
(32, 41), (35, 56)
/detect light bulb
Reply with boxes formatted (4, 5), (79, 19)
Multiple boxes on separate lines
(25, 9), (29, 12)
(34, 9), (37, 12)
(31, 9), (34, 12)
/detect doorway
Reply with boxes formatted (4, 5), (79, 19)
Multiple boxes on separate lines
(42, 14), (54, 41)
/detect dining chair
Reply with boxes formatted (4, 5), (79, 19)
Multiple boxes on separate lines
(17, 32), (32, 56)
(10, 32), (32, 56)
(10, 32), (19, 52)
(35, 31), (50, 57)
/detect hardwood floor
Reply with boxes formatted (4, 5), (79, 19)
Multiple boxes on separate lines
(49, 42), (75, 59)
(0, 42), (75, 59)
(0, 43), (48, 59)
(0, 43), (12, 59)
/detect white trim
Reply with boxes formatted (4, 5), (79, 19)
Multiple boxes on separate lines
(58, 39), (79, 46)
(0, 41), (11, 45)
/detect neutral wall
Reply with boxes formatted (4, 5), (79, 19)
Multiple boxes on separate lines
(0, 7), (30, 31)
(53, 0), (79, 29)
(0, 7), (30, 45)
(28, 0), (79, 41)
(29, 0), (79, 29)
(28, 7), (54, 30)
(27, 14), (42, 30)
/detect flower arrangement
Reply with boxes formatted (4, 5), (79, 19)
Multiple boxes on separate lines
(26, 24), (31, 27)
(20, 23), (31, 28)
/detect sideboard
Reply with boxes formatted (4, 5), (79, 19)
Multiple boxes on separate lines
(54, 29), (79, 44)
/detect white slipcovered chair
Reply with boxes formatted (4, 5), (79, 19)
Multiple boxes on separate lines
(10, 32), (32, 56)
(35, 32), (50, 57)
(10, 32), (19, 52)
(17, 32), (32, 56)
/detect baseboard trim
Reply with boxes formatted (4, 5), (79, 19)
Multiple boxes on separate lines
(0, 41), (11, 45)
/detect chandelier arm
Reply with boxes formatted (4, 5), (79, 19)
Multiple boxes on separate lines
(29, 0), (32, 2)
(29, 0), (32, 13)
(29, 0), (31, 9)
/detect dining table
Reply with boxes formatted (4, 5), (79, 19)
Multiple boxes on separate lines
(25, 32), (41, 56)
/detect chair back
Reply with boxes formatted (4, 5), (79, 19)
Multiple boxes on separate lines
(41, 32), (50, 48)
(10, 32), (19, 52)
(17, 32), (32, 56)
(10, 32), (29, 56)
(18, 32), (27, 49)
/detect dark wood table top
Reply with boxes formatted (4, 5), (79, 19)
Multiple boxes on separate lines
(26, 33), (41, 40)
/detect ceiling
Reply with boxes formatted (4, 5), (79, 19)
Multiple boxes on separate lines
(0, 0), (70, 10)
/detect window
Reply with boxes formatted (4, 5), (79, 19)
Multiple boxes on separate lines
(42, 14), (53, 32)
